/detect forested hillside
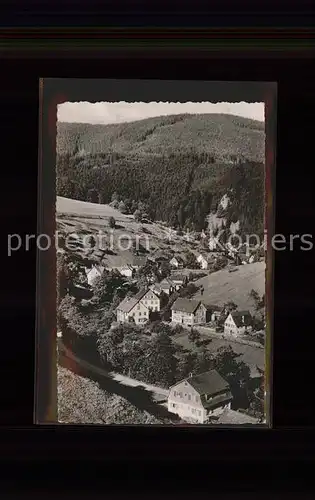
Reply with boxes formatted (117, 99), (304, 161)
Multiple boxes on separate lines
(56, 113), (265, 237)
(57, 113), (265, 162)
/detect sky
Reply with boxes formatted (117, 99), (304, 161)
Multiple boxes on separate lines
(57, 101), (265, 124)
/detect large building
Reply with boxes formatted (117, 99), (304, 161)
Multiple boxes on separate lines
(167, 370), (232, 424)
(171, 298), (207, 327)
(116, 288), (160, 325)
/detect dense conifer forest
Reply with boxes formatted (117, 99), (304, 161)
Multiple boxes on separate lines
(56, 113), (265, 237)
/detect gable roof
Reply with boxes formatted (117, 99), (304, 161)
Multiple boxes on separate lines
(117, 288), (159, 312)
(229, 310), (252, 327)
(216, 409), (259, 425)
(160, 277), (175, 288)
(171, 298), (202, 314)
(134, 288), (159, 301)
(86, 264), (104, 275)
(198, 253), (214, 263)
(204, 303), (223, 312)
(187, 370), (230, 396)
(116, 296), (140, 313)
(150, 283), (162, 292)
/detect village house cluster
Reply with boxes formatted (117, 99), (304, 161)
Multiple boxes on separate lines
(84, 248), (258, 336)
(80, 242), (263, 425)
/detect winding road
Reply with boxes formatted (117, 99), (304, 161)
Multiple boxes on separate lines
(58, 338), (169, 400)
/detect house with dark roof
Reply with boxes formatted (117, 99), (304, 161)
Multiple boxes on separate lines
(224, 310), (252, 337)
(170, 255), (185, 269)
(204, 303), (223, 322)
(150, 279), (173, 296)
(167, 370), (233, 423)
(171, 298), (207, 326)
(116, 288), (160, 325)
(170, 273), (188, 290)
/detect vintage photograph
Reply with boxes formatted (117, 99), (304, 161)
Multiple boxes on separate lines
(53, 93), (269, 425)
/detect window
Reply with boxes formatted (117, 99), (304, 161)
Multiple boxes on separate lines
(139, 312), (141, 316)
(143, 311), (146, 315)
(172, 403), (176, 408)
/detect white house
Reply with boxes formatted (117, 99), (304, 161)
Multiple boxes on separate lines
(119, 264), (134, 278)
(224, 310), (252, 337)
(85, 265), (105, 286)
(197, 254), (213, 270)
(171, 298), (207, 327)
(170, 255), (185, 269)
(116, 288), (160, 325)
(167, 370), (233, 424)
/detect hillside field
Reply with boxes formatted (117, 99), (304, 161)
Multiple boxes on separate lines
(56, 196), (204, 266)
(57, 195), (132, 222)
(193, 261), (266, 313)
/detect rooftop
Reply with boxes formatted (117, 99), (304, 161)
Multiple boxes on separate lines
(201, 391), (233, 410)
(117, 288), (158, 312)
(171, 298), (201, 314)
(229, 310), (252, 327)
(160, 277), (175, 287)
(86, 264), (104, 275)
(187, 369), (230, 396)
(116, 296), (139, 313)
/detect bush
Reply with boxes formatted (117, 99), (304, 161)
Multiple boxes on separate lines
(188, 328), (201, 343)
